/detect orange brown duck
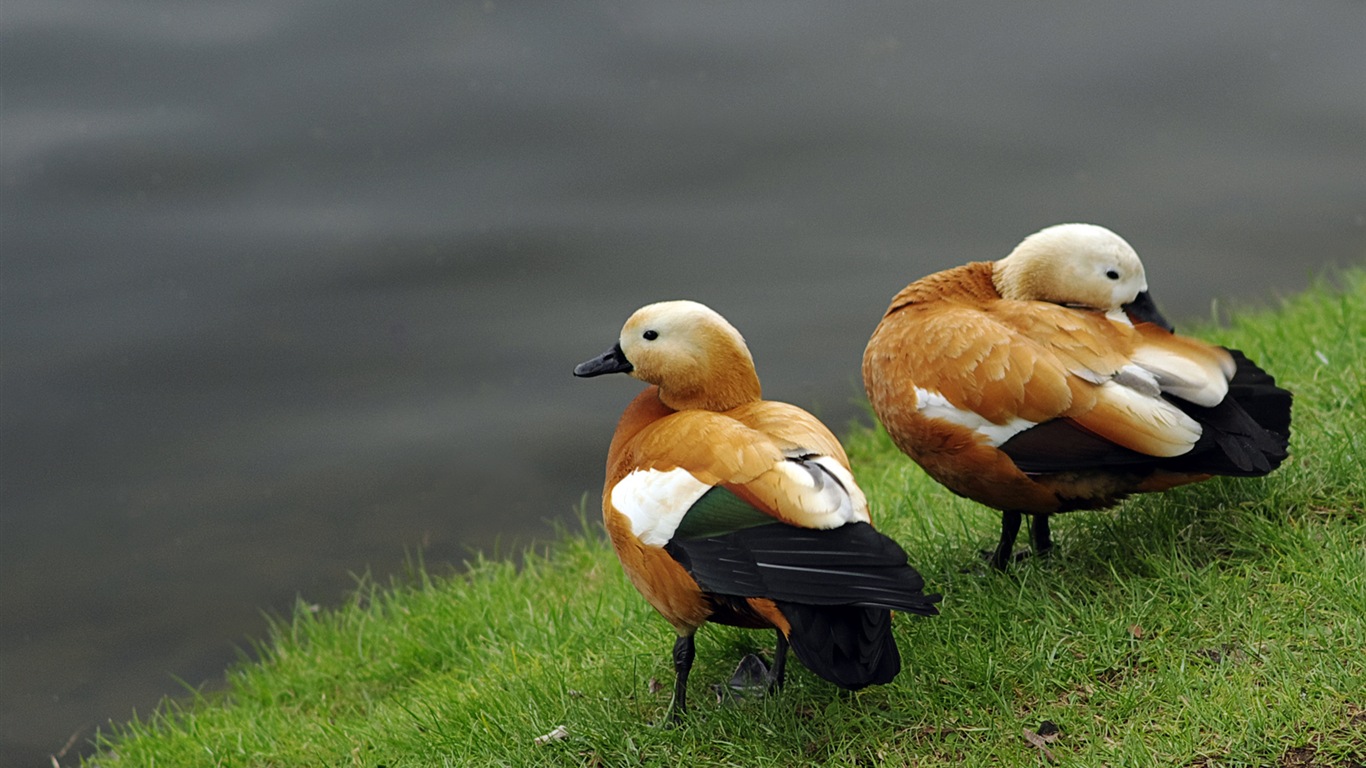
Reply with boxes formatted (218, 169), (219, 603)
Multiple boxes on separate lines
(575, 300), (939, 722)
(863, 223), (1292, 570)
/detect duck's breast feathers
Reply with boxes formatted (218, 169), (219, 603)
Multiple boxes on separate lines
(610, 407), (870, 549)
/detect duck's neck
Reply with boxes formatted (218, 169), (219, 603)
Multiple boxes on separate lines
(656, 347), (762, 413)
(603, 387), (675, 491)
(991, 257), (1019, 299)
(608, 386), (673, 448)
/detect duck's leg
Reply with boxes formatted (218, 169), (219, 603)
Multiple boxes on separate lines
(668, 633), (695, 723)
(1030, 513), (1054, 558)
(988, 510), (1024, 570)
(768, 631), (788, 692)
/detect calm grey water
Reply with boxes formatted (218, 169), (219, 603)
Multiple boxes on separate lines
(2, 1), (1363, 764)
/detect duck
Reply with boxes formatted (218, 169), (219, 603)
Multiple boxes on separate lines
(862, 223), (1293, 570)
(574, 300), (940, 722)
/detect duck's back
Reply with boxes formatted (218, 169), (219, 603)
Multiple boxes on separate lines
(863, 258), (1292, 516)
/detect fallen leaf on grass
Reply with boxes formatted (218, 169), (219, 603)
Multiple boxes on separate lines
(1128, 624), (1144, 639)
(647, 678), (663, 695)
(1023, 729), (1055, 762)
(534, 725), (569, 746)
(1023, 721), (1061, 762)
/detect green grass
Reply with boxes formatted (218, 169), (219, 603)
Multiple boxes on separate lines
(88, 272), (1365, 767)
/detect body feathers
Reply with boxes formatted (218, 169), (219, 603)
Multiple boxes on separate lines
(578, 301), (938, 705)
(862, 224), (1291, 565)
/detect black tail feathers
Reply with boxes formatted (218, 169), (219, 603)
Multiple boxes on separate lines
(1001, 348), (1292, 478)
(666, 520), (940, 690)
(1224, 349), (1293, 438)
(777, 602), (901, 690)
(1166, 348), (1292, 477)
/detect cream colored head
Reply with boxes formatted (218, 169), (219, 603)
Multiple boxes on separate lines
(993, 223), (1149, 310)
(617, 300), (762, 411)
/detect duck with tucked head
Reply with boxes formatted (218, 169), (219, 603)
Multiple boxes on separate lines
(575, 300), (940, 722)
(863, 223), (1292, 570)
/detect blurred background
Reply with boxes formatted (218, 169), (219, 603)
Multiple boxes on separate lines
(2, 1), (1363, 764)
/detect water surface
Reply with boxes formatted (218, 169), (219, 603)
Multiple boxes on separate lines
(2, 2), (1363, 764)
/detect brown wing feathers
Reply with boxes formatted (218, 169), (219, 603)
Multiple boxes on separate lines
(580, 300), (939, 707)
(863, 223), (1292, 527)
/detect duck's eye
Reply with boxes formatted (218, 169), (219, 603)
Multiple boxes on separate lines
(643, 330), (659, 341)
(1105, 269), (1120, 280)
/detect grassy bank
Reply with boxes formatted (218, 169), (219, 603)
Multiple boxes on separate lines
(89, 272), (1364, 767)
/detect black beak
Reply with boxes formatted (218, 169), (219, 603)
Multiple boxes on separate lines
(573, 343), (633, 377)
(1122, 290), (1175, 332)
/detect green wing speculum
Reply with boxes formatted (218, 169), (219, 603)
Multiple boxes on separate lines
(672, 486), (772, 540)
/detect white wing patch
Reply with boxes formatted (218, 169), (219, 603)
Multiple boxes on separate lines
(914, 387), (1036, 446)
(1095, 380), (1202, 456)
(771, 455), (871, 528)
(1128, 346), (1230, 407)
(610, 468), (711, 547)
(1071, 367), (1111, 386)
(1112, 364), (1162, 398)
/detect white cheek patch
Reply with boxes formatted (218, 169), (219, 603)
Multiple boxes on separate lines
(772, 456), (871, 528)
(610, 468), (711, 547)
(914, 387), (1036, 447)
